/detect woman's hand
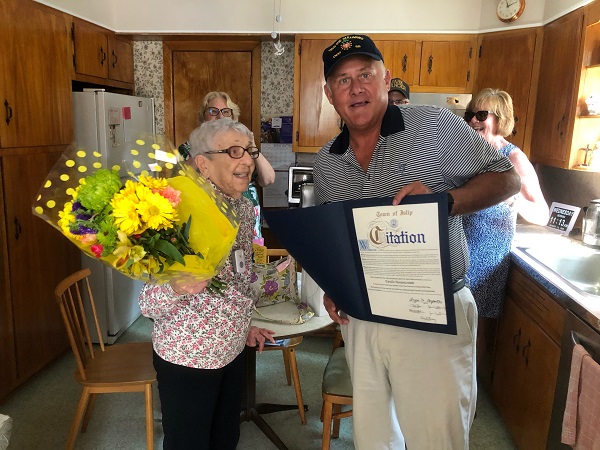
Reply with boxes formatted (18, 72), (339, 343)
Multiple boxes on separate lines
(324, 294), (349, 325)
(170, 277), (211, 295)
(246, 326), (276, 352)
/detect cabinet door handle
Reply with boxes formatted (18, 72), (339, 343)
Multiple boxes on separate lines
(4, 99), (12, 125)
(14, 217), (22, 240)
(521, 339), (531, 366)
(557, 115), (565, 137)
(512, 327), (521, 352)
(100, 46), (106, 66)
(112, 50), (118, 68)
(402, 54), (408, 73)
(427, 55), (433, 74)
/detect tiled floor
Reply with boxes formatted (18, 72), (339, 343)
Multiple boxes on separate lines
(0, 316), (516, 449)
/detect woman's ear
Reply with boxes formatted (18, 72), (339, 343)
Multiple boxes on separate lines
(194, 154), (210, 179)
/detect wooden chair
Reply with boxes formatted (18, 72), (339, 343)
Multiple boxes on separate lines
(258, 248), (307, 424)
(321, 332), (353, 450)
(54, 268), (156, 450)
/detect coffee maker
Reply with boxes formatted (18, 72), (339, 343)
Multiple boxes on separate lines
(582, 199), (600, 248)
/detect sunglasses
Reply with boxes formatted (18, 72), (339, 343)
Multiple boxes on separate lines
(206, 107), (233, 117)
(204, 145), (260, 160)
(464, 110), (494, 122)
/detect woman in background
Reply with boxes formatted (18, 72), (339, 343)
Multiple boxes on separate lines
(463, 88), (549, 366)
(179, 91), (275, 241)
(140, 119), (275, 450)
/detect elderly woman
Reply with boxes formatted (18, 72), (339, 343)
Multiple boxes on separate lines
(139, 118), (275, 450)
(180, 91), (275, 241)
(463, 88), (549, 366)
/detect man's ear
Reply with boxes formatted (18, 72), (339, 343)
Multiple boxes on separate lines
(324, 82), (334, 105)
(384, 68), (391, 90)
(194, 154), (210, 179)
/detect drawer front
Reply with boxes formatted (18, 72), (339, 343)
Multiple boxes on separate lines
(507, 265), (566, 345)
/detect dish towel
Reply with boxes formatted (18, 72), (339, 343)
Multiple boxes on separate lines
(561, 343), (600, 449)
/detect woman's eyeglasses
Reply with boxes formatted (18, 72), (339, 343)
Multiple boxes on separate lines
(464, 110), (494, 122)
(204, 145), (260, 160)
(206, 107), (233, 117)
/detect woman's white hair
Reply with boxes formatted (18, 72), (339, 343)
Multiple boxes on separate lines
(188, 118), (253, 159)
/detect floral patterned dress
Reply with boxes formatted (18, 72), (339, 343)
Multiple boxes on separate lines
(138, 190), (255, 369)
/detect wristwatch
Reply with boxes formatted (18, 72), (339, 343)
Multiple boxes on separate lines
(447, 192), (455, 215)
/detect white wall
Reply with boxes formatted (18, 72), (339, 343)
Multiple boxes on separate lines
(543, 0), (593, 22)
(38, 0), (484, 33)
(36, 0), (596, 34)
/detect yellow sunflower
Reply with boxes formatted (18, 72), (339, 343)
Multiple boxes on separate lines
(136, 184), (177, 230)
(111, 195), (144, 235)
(139, 174), (168, 191)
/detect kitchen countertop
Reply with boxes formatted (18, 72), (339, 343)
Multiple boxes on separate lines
(511, 224), (600, 332)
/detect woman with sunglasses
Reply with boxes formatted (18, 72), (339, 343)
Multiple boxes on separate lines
(179, 91), (275, 241)
(463, 88), (549, 369)
(140, 118), (276, 450)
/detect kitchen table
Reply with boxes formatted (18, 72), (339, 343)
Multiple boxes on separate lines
(240, 302), (333, 450)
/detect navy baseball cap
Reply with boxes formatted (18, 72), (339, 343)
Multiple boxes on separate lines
(322, 34), (384, 80)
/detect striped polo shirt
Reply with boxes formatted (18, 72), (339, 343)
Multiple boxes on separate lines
(313, 104), (514, 281)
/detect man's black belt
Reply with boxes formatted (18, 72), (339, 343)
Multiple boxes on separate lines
(452, 278), (465, 293)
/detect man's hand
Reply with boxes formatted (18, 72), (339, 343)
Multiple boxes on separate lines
(392, 181), (432, 205)
(246, 326), (276, 352)
(324, 294), (349, 325)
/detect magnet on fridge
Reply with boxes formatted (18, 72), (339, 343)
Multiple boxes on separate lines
(108, 107), (121, 126)
(122, 106), (131, 120)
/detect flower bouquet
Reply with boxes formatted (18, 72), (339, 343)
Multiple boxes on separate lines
(32, 135), (239, 286)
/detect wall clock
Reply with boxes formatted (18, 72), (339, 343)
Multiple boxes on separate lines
(497, 0), (526, 23)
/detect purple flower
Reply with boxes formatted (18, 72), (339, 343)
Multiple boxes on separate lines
(263, 280), (279, 296)
(250, 272), (258, 283)
(70, 225), (97, 235)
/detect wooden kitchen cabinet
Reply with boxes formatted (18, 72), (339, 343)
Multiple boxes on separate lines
(72, 18), (135, 88)
(375, 40), (420, 86)
(293, 34), (475, 153)
(108, 36), (135, 83)
(0, 0), (73, 148)
(0, 148), (80, 402)
(491, 265), (565, 450)
(473, 28), (542, 155)
(292, 38), (341, 153)
(530, 9), (584, 169)
(418, 39), (475, 92)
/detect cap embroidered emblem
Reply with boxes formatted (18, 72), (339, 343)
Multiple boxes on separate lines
(341, 40), (353, 51)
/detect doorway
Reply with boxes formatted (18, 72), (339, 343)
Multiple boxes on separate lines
(163, 39), (262, 148)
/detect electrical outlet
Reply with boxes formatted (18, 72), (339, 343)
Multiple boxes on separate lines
(446, 97), (459, 106)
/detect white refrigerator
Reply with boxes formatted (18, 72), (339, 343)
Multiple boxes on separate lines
(72, 89), (156, 344)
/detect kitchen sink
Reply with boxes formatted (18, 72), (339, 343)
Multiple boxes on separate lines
(520, 247), (600, 297)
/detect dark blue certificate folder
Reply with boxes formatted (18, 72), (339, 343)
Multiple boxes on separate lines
(263, 193), (457, 334)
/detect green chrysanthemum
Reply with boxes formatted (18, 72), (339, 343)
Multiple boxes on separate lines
(96, 216), (119, 254)
(77, 169), (122, 212)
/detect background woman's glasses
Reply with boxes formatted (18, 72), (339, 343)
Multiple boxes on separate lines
(206, 107), (233, 117)
(389, 99), (409, 105)
(464, 110), (494, 122)
(204, 145), (260, 159)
